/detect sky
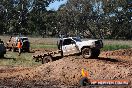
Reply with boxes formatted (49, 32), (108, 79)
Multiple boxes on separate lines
(46, 0), (67, 10)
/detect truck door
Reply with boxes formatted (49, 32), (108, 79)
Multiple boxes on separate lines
(62, 39), (79, 56)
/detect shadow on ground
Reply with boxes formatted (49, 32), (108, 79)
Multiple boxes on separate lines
(0, 57), (16, 60)
(97, 57), (120, 62)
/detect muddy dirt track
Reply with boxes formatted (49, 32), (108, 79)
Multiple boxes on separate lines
(0, 49), (132, 88)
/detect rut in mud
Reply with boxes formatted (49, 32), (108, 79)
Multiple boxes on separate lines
(0, 49), (132, 88)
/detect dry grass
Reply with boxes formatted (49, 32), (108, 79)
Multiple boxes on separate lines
(1, 36), (132, 46)
(103, 40), (132, 47)
(0, 36), (58, 45)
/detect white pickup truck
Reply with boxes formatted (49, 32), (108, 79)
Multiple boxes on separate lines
(33, 37), (103, 64)
(58, 37), (103, 58)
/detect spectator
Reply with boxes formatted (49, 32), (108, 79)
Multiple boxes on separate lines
(17, 38), (22, 56)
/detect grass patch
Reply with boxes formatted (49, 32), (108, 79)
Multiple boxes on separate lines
(0, 52), (41, 67)
(0, 44), (57, 67)
(102, 44), (131, 51)
(31, 44), (57, 49)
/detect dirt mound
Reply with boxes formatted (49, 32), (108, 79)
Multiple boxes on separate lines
(101, 49), (132, 62)
(0, 55), (132, 87)
(101, 49), (132, 57)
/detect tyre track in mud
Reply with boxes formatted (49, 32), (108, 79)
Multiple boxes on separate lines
(0, 67), (31, 73)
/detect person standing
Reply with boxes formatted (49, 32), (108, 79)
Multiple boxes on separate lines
(17, 38), (22, 56)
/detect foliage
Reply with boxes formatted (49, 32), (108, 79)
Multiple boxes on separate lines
(0, 0), (131, 39)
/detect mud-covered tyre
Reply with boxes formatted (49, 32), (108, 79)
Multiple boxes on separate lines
(82, 48), (92, 59)
(42, 55), (52, 64)
(80, 77), (90, 86)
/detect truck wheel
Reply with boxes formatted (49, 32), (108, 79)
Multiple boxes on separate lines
(0, 53), (4, 58)
(82, 48), (92, 59)
(42, 56), (52, 64)
(2, 54), (4, 58)
(0, 54), (4, 58)
(26, 48), (30, 52)
(92, 49), (100, 58)
(79, 77), (91, 86)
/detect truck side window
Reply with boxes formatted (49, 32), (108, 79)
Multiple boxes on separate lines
(63, 39), (73, 45)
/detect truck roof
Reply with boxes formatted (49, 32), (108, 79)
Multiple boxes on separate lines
(11, 37), (28, 41)
(60, 37), (78, 40)
(60, 37), (101, 42)
(15, 37), (28, 38)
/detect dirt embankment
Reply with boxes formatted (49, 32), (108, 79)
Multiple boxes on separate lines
(103, 49), (132, 56)
(0, 49), (132, 88)
(101, 49), (132, 62)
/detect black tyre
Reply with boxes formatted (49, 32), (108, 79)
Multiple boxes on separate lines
(82, 48), (92, 59)
(26, 48), (30, 52)
(80, 77), (91, 86)
(42, 55), (52, 64)
(92, 49), (100, 58)
(24, 48), (30, 52)
(1, 54), (4, 58)
(0, 53), (4, 58)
